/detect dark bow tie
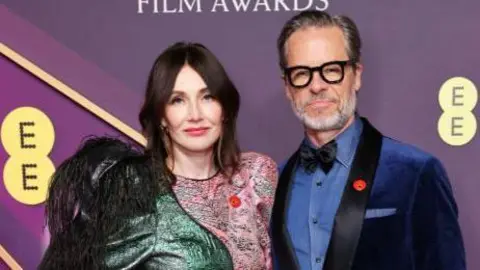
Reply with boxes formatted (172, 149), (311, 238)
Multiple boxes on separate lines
(299, 140), (337, 174)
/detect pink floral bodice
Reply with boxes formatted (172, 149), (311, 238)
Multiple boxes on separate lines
(172, 152), (278, 270)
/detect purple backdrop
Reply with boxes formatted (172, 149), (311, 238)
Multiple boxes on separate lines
(1, 1), (478, 269)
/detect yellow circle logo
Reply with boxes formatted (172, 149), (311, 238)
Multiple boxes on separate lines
(3, 156), (55, 205)
(1, 106), (56, 205)
(439, 77), (478, 111)
(438, 111), (477, 146)
(438, 77), (478, 146)
(1, 107), (55, 157)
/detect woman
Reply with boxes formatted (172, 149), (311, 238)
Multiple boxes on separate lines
(39, 42), (278, 269)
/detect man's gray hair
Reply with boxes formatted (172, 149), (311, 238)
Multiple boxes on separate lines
(277, 10), (362, 69)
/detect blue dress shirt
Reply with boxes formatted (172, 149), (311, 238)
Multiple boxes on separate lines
(284, 117), (363, 270)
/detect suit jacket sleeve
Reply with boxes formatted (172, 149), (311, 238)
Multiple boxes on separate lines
(412, 157), (466, 270)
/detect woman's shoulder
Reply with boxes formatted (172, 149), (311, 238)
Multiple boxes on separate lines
(235, 152), (278, 186)
(232, 152), (278, 201)
(69, 135), (144, 164)
(67, 136), (157, 191)
(238, 151), (278, 170)
(46, 136), (162, 230)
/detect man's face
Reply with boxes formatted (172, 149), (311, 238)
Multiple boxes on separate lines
(283, 26), (363, 132)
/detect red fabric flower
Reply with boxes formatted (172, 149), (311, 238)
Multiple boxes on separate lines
(229, 195), (241, 208)
(353, 179), (367, 191)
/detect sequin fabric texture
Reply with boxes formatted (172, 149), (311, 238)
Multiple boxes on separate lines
(172, 152), (279, 270)
(104, 193), (234, 270)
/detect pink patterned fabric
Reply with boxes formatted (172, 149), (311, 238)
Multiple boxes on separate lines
(172, 152), (278, 270)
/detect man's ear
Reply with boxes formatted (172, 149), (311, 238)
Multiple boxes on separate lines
(353, 63), (363, 93)
(281, 75), (293, 101)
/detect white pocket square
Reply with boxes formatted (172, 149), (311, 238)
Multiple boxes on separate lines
(364, 208), (397, 219)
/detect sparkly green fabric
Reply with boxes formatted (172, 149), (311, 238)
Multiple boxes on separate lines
(104, 193), (233, 269)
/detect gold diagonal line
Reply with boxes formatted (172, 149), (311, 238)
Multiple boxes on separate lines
(0, 244), (22, 270)
(0, 42), (147, 147)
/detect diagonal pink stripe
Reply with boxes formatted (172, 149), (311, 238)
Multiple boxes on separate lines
(0, 4), (142, 131)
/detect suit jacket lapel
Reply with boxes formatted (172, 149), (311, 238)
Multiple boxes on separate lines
(323, 117), (383, 270)
(271, 150), (301, 269)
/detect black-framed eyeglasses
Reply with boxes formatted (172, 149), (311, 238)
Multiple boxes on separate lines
(283, 60), (357, 88)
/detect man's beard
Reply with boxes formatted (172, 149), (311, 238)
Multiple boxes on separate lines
(291, 91), (357, 132)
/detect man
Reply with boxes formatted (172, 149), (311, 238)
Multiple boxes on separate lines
(270, 10), (466, 270)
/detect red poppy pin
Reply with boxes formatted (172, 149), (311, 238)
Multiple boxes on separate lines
(229, 195), (241, 208)
(353, 179), (367, 192)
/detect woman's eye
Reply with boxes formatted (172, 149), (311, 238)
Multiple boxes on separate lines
(170, 97), (183, 104)
(203, 94), (215, 101)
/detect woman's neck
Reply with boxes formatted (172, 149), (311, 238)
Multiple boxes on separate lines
(167, 145), (217, 179)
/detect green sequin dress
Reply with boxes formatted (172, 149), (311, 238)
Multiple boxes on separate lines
(104, 193), (233, 269)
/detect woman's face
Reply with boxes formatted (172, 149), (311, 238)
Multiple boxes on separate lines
(162, 65), (223, 154)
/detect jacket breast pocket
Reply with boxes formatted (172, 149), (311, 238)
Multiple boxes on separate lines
(364, 208), (397, 219)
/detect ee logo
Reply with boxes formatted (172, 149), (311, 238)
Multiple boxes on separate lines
(438, 77), (478, 146)
(1, 107), (55, 205)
